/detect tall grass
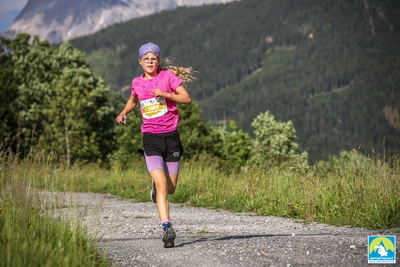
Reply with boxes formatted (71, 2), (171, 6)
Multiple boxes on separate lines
(22, 150), (398, 230)
(1, 148), (399, 266)
(0, 151), (108, 267)
(172, 152), (400, 229)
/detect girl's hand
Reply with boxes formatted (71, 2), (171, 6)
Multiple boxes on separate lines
(116, 114), (127, 124)
(152, 89), (166, 98)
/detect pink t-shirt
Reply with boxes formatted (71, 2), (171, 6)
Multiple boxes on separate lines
(131, 70), (183, 134)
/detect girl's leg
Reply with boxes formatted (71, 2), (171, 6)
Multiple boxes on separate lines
(165, 161), (179, 195)
(149, 168), (169, 221)
(167, 174), (178, 195)
(143, 131), (181, 248)
(150, 170), (179, 221)
(165, 173), (178, 219)
(146, 156), (180, 218)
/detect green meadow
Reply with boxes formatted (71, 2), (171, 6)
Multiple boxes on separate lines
(1, 150), (399, 266)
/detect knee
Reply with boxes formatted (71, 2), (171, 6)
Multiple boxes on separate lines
(156, 183), (168, 194)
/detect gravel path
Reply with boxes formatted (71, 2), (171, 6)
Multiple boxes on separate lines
(51, 192), (399, 267)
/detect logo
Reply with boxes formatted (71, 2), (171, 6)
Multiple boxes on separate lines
(368, 236), (396, 264)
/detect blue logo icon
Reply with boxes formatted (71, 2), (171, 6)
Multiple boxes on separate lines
(368, 236), (396, 264)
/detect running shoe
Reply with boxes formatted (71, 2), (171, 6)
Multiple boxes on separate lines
(150, 180), (157, 203)
(162, 222), (176, 248)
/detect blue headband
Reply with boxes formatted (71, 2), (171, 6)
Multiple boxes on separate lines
(138, 42), (160, 59)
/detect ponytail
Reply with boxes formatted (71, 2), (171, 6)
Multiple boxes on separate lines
(159, 57), (197, 83)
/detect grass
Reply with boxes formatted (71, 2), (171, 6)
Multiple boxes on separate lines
(0, 152), (109, 267)
(1, 149), (399, 265)
(172, 152), (400, 229)
(15, 150), (398, 230)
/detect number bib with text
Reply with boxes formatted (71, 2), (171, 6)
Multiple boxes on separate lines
(140, 97), (168, 119)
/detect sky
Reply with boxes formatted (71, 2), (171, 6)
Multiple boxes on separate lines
(0, 0), (28, 32)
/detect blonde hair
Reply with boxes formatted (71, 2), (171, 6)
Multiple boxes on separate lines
(158, 57), (197, 83)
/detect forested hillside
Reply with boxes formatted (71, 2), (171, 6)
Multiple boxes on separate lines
(70, 0), (400, 161)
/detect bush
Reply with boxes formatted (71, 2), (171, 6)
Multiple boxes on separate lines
(250, 111), (308, 168)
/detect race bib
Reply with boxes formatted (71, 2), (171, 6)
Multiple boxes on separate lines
(140, 97), (168, 119)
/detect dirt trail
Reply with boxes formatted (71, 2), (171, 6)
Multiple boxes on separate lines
(52, 192), (398, 266)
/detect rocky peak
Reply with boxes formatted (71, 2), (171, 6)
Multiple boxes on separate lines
(5, 0), (236, 44)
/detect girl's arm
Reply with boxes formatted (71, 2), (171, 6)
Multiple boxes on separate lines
(152, 85), (192, 105)
(116, 95), (138, 124)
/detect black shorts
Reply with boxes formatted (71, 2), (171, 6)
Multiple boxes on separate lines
(143, 130), (183, 162)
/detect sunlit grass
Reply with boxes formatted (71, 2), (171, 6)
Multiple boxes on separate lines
(0, 152), (108, 267)
(1, 148), (399, 266)
(171, 152), (400, 229)
(12, 150), (399, 230)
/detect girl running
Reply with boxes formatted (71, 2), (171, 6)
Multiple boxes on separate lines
(116, 42), (195, 248)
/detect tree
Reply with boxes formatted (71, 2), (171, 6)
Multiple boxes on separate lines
(12, 36), (59, 154)
(0, 37), (19, 151)
(8, 34), (113, 163)
(250, 111), (308, 167)
(39, 44), (114, 165)
(177, 102), (219, 158)
(108, 108), (143, 169)
(211, 120), (252, 165)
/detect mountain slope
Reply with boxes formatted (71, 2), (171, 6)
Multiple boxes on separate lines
(70, 0), (400, 161)
(5, 0), (236, 44)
